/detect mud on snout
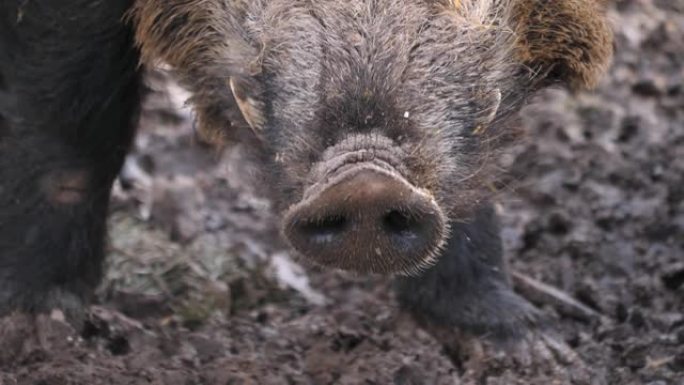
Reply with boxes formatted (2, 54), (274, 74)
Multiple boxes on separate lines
(283, 135), (448, 275)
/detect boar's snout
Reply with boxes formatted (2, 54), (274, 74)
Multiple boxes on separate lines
(283, 165), (446, 275)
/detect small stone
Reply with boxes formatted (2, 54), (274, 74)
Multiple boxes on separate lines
(394, 365), (424, 385)
(632, 73), (667, 97)
(670, 352), (684, 372)
(628, 309), (647, 329)
(622, 343), (648, 369)
(662, 263), (684, 291)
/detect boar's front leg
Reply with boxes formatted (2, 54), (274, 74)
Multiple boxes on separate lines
(395, 203), (539, 341)
(395, 204), (599, 382)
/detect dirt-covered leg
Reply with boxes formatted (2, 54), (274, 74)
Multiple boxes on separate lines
(395, 203), (539, 340)
(395, 204), (598, 383)
(0, 0), (142, 322)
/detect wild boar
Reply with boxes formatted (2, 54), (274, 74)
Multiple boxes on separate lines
(0, 0), (612, 346)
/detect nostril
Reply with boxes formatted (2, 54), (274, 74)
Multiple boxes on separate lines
(298, 215), (348, 245)
(382, 210), (419, 235)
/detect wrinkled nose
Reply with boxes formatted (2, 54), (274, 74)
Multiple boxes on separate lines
(283, 166), (446, 274)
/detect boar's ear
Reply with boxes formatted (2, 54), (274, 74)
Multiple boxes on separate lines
(129, 0), (257, 78)
(510, 0), (613, 90)
(229, 77), (265, 133)
(128, 0), (260, 143)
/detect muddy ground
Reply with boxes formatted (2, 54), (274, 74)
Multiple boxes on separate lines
(1, 1), (683, 384)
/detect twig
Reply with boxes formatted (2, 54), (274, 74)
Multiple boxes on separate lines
(511, 271), (605, 323)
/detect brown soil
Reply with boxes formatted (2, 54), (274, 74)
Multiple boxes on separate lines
(1, 1), (682, 384)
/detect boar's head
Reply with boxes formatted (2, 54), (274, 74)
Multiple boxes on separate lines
(131, 0), (612, 275)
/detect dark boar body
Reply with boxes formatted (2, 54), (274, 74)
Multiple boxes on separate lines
(0, 0), (612, 341)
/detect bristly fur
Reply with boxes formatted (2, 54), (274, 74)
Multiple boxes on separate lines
(130, 0), (612, 144)
(127, 0), (259, 144)
(130, 0), (613, 254)
(509, 0), (613, 89)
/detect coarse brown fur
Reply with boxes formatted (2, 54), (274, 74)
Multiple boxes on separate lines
(129, 0), (613, 222)
(128, 0), (258, 144)
(130, 0), (613, 141)
(432, 0), (613, 89)
(510, 0), (613, 89)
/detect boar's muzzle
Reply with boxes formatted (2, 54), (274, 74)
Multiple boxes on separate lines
(283, 141), (446, 275)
